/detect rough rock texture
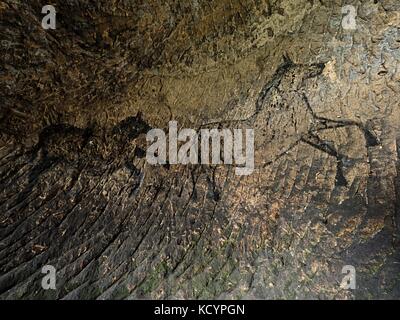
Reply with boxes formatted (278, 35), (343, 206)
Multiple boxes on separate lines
(0, 0), (400, 299)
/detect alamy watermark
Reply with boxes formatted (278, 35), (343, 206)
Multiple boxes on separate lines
(41, 5), (56, 30)
(41, 265), (56, 290)
(146, 121), (254, 176)
(340, 265), (356, 290)
(40, 5), (357, 32)
(341, 5), (357, 30)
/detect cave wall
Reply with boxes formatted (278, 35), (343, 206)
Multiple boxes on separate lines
(0, 0), (400, 299)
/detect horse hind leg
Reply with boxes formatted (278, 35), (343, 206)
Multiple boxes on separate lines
(300, 133), (348, 187)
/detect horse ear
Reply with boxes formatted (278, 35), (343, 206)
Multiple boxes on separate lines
(283, 53), (293, 65)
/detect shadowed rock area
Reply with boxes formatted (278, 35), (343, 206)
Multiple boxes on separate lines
(0, 0), (400, 299)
